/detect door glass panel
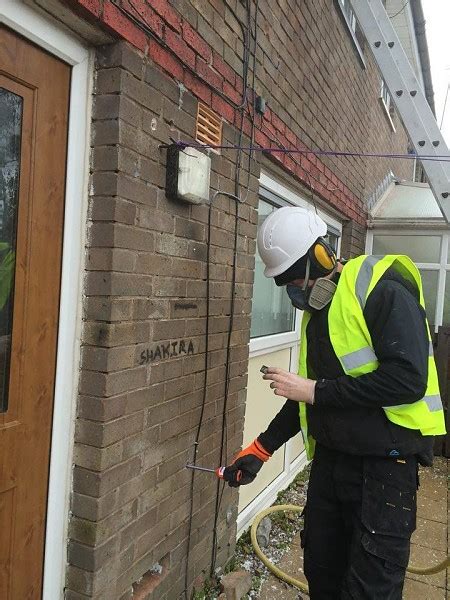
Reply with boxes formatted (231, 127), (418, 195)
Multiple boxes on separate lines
(251, 199), (295, 338)
(0, 88), (22, 412)
(419, 270), (438, 329)
(372, 235), (441, 263)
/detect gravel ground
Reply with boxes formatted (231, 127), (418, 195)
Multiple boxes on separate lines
(193, 465), (311, 600)
(230, 465), (311, 598)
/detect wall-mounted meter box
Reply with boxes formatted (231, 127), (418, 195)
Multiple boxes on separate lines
(166, 145), (211, 204)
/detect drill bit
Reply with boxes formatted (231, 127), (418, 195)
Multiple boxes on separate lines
(185, 464), (216, 473)
(186, 464), (226, 478)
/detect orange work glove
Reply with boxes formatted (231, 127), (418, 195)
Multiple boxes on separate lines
(222, 439), (272, 487)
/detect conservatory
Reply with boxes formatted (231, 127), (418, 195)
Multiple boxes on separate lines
(366, 180), (450, 333)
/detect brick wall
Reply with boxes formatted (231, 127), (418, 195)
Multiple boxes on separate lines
(66, 40), (258, 599)
(55, 0), (422, 598)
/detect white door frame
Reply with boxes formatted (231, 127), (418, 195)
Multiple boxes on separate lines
(0, 3), (91, 598)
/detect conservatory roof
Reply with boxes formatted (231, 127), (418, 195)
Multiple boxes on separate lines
(370, 181), (444, 222)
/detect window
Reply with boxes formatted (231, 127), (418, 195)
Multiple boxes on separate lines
(419, 270), (438, 329)
(339, 0), (357, 32)
(336, 0), (366, 65)
(250, 190), (342, 340)
(380, 80), (396, 131)
(370, 232), (450, 331)
(250, 199), (295, 339)
(372, 234), (441, 264)
(242, 175), (341, 531)
(442, 276), (450, 327)
(324, 231), (340, 254)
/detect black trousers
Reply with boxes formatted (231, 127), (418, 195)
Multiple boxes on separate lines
(301, 444), (418, 600)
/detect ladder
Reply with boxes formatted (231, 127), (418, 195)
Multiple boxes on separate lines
(349, 0), (450, 221)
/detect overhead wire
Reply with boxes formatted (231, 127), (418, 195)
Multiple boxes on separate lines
(165, 141), (450, 162)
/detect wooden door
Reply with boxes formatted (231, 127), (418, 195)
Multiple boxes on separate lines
(0, 26), (70, 599)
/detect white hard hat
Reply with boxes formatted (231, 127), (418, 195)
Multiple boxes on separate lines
(257, 206), (327, 277)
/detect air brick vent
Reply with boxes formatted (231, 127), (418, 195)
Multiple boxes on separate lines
(195, 103), (222, 152)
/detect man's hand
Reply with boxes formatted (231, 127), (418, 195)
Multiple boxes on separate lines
(263, 367), (316, 404)
(222, 439), (271, 487)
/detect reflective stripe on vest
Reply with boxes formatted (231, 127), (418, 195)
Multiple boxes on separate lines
(355, 255), (381, 309)
(298, 313), (315, 460)
(341, 346), (377, 371)
(298, 255), (446, 460)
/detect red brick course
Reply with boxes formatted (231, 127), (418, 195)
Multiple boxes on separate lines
(62, 0), (413, 227)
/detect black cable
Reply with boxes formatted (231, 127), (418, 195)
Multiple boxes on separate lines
(242, 0), (259, 202)
(183, 194), (214, 600)
(132, 0), (255, 590)
(210, 0), (259, 576)
(210, 199), (239, 574)
(183, 187), (242, 597)
(223, 0), (251, 108)
(388, 0), (410, 19)
(111, 0), (245, 111)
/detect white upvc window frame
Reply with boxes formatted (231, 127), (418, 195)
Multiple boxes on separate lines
(250, 174), (342, 357)
(366, 229), (450, 332)
(380, 79), (396, 132)
(238, 173), (342, 535)
(0, 3), (92, 599)
(336, 0), (366, 67)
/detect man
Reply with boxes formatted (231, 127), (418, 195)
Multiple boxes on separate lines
(223, 206), (446, 599)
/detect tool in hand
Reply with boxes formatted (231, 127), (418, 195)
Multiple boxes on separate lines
(185, 464), (242, 482)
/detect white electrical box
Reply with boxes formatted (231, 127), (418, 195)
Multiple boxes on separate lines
(166, 145), (211, 204)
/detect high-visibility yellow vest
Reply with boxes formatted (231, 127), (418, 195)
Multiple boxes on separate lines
(298, 255), (446, 460)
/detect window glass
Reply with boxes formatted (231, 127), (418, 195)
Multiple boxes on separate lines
(250, 200), (295, 338)
(372, 235), (441, 263)
(339, 0), (356, 31)
(0, 88), (22, 413)
(338, 0), (365, 49)
(419, 270), (438, 328)
(324, 231), (339, 253)
(442, 273), (450, 327)
(381, 80), (394, 117)
(446, 237), (450, 264)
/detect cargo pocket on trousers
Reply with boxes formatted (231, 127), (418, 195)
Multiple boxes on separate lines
(361, 530), (411, 570)
(362, 464), (417, 538)
(361, 459), (417, 568)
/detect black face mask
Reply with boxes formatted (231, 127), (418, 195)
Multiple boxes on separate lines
(286, 284), (311, 311)
(286, 275), (337, 312)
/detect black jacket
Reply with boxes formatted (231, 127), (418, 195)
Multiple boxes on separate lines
(258, 267), (435, 465)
